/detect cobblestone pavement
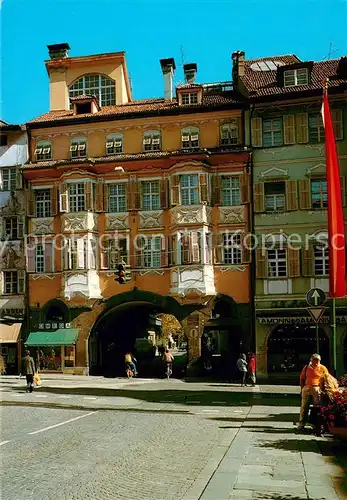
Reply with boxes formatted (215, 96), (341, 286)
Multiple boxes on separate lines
(1, 378), (346, 500)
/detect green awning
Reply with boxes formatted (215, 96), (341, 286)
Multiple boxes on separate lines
(25, 329), (79, 347)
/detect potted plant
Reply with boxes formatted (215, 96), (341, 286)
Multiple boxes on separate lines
(321, 389), (347, 439)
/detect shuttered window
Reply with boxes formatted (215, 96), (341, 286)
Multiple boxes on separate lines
(35, 140), (52, 161)
(34, 242), (53, 273)
(1, 168), (16, 191)
(296, 113), (309, 143)
(264, 182), (285, 212)
(70, 137), (87, 158)
(221, 176), (241, 206)
(181, 127), (200, 149)
(141, 181), (160, 211)
(65, 238), (96, 270)
(251, 118), (262, 147)
(106, 133), (123, 155)
(180, 175), (199, 205)
(267, 249), (287, 278)
(308, 113), (324, 143)
(109, 237), (128, 269)
(143, 130), (161, 152)
(310, 179), (327, 209)
(68, 183), (86, 212)
(109, 184), (127, 212)
(36, 190), (51, 218)
(220, 121), (240, 146)
(263, 118), (283, 147)
(283, 115), (295, 144)
(138, 236), (161, 268)
(181, 232), (201, 264)
(314, 244), (329, 276)
(222, 233), (242, 264)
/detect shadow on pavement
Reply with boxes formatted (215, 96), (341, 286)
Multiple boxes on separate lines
(210, 413), (297, 423)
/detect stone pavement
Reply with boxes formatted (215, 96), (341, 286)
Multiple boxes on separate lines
(1, 376), (346, 499)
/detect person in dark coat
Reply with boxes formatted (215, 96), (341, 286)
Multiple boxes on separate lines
(21, 350), (36, 392)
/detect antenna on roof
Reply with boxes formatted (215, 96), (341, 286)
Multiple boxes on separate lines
(129, 72), (133, 95)
(180, 45), (185, 66)
(322, 42), (338, 60)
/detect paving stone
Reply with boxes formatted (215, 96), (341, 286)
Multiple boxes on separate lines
(306, 484), (341, 500)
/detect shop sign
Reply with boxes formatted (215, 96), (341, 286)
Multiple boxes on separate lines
(0, 308), (25, 319)
(258, 316), (347, 325)
(38, 323), (71, 330)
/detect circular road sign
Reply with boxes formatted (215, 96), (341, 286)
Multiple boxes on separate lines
(306, 288), (326, 307)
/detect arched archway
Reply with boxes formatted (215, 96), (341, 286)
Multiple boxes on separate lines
(88, 290), (200, 377)
(42, 299), (69, 323)
(267, 324), (329, 374)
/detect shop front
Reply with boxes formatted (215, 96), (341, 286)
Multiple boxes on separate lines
(0, 323), (22, 374)
(25, 329), (79, 373)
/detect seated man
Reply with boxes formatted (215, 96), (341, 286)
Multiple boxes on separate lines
(298, 353), (328, 430)
(124, 352), (137, 376)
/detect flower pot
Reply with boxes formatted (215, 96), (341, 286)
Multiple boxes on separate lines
(328, 423), (347, 440)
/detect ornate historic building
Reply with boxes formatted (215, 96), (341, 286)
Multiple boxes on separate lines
(233, 51), (347, 378)
(23, 44), (252, 375)
(0, 121), (28, 373)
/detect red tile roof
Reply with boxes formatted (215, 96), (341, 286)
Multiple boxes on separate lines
(69, 94), (98, 101)
(28, 92), (242, 126)
(241, 56), (347, 98)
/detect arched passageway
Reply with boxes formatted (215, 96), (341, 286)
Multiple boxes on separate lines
(267, 325), (329, 375)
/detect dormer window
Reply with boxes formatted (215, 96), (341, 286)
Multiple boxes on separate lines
(35, 140), (52, 161)
(76, 102), (92, 114)
(181, 127), (200, 149)
(143, 130), (161, 152)
(182, 93), (198, 105)
(70, 137), (87, 158)
(106, 133), (123, 155)
(284, 68), (308, 87)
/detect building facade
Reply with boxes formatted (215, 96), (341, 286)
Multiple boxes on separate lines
(23, 44), (252, 375)
(0, 122), (28, 373)
(233, 51), (347, 378)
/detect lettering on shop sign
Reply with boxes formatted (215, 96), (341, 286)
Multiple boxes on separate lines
(38, 323), (71, 330)
(0, 308), (25, 319)
(257, 316), (347, 325)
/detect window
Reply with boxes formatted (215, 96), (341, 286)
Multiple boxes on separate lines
(220, 122), (239, 146)
(68, 183), (86, 212)
(35, 245), (45, 273)
(109, 238), (128, 269)
(332, 109), (343, 140)
(267, 249), (287, 278)
(181, 127), (200, 149)
(314, 244), (329, 276)
(35, 141), (52, 161)
(35, 190), (51, 218)
(0, 135), (8, 147)
(221, 176), (241, 206)
(69, 74), (116, 107)
(182, 93), (198, 105)
(143, 131), (161, 152)
(309, 114), (324, 143)
(141, 181), (160, 211)
(70, 137), (87, 158)
(264, 182), (285, 212)
(106, 134), (123, 155)
(311, 179), (327, 209)
(139, 236), (161, 268)
(180, 175), (199, 205)
(223, 233), (242, 264)
(4, 217), (18, 239)
(109, 184), (127, 212)
(263, 118), (283, 147)
(66, 238), (90, 270)
(4, 271), (18, 294)
(1, 168), (16, 191)
(181, 232), (201, 264)
(284, 68), (308, 87)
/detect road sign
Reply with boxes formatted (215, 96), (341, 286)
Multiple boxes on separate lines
(306, 288), (326, 307)
(307, 307), (326, 323)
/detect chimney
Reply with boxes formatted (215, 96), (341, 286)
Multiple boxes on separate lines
(184, 63), (197, 84)
(47, 43), (70, 60)
(232, 50), (245, 80)
(160, 58), (176, 100)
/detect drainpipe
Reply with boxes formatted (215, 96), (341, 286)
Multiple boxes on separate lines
(249, 104), (256, 353)
(23, 125), (32, 370)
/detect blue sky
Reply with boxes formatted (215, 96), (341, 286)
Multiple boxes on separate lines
(1, 0), (346, 124)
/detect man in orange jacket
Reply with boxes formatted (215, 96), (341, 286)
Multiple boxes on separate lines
(298, 353), (328, 430)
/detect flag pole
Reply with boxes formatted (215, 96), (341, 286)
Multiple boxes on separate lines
(332, 296), (337, 376)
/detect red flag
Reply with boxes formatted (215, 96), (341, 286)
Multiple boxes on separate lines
(321, 87), (346, 298)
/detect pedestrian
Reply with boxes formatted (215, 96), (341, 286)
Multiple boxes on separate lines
(236, 353), (248, 387)
(21, 350), (36, 392)
(0, 354), (6, 375)
(297, 353), (329, 431)
(248, 352), (256, 387)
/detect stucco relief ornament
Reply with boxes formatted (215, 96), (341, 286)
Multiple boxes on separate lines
(219, 207), (244, 224)
(1, 242), (21, 268)
(106, 214), (128, 230)
(32, 218), (54, 234)
(175, 208), (201, 224)
(139, 211), (163, 229)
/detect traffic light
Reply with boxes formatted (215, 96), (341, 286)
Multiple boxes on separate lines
(115, 263), (131, 284)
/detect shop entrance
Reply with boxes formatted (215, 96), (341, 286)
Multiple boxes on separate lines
(89, 301), (186, 378)
(267, 325), (329, 376)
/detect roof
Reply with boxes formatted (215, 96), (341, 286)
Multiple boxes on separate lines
(240, 56), (347, 98)
(27, 92), (243, 127)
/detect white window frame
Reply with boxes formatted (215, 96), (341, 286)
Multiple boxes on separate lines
(4, 217), (18, 240)
(221, 176), (241, 206)
(35, 244), (45, 273)
(181, 127), (200, 149)
(140, 236), (161, 268)
(311, 179), (327, 209)
(35, 189), (51, 218)
(180, 174), (199, 205)
(70, 137), (87, 158)
(109, 184), (127, 212)
(141, 181), (160, 211)
(3, 271), (18, 295)
(1, 168), (16, 191)
(35, 140), (52, 161)
(68, 183), (86, 212)
(181, 93), (198, 105)
(263, 118), (283, 147)
(222, 233), (242, 264)
(284, 68), (308, 87)
(314, 244), (329, 276)
(106, 133), (123, 155)
(109, 238), (128, 269)
(220, 122), (239, 146)
(267, 248), (287, 278)
(69, 74), (116, 107)
(143, 130), (161, 152)
(308, 113), (325, 143)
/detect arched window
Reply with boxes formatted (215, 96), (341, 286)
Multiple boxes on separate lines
(70, 137), (87, 158)
(34, 140), (52, 161)
(181, 127), (199, 149)
(143, 130), (161, 152)
(220, 121), (240, 146)
(106, 133), (123, 155)
(69, 74), (116, 107)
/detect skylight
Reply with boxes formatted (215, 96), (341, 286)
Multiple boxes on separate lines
(250, 60), (285, 72)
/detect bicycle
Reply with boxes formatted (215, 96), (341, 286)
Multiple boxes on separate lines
(126, 365), (134, 379)
(166, 362), (172, 380)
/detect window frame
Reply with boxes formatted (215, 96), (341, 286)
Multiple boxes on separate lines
(1, 168), (16, 191)
(3, 271), (18, 295)
(310, 179), (327, 210)
(35, 140), (52, 161)
(181, 127), (200, 149)
(180, 174), (199, 205)
(68, 183), (86, 212)
(264, 182), (286, 213)
(139, 236), (161, 268)
(262, 118), (283, 147)
(35, 244), (45, 273)
(220, 122), (240, 146)
(105, 133), (123, 155)
(69, 74), (116, 107)
(283, 68), (309, 87)
(35, 189), (51, 218)
(108, 183), (127, 213)
(70, 137), (87, 158)
(267, 248), (287, 278)
(141, 181), (160, 211)
(181, 93), (198, 105)
(222, 233), (242, 265)
(4, 217), (18, 240)
(314, 243), (329, 276)
(221, 176), (241, 206)
(143, 130), (161, 152)
(308, 113), (324, 143)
